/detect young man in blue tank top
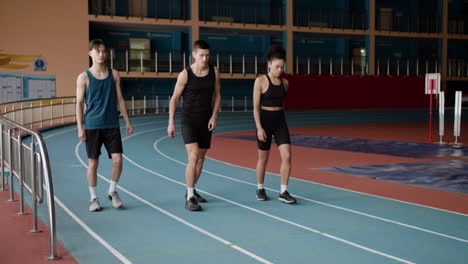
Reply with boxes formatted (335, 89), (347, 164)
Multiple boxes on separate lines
(76, 39), (133, 211)
(252, 45), (296, 204)
(167, 40), (221, 211)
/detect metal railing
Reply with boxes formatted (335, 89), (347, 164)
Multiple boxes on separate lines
(0, 110), (58, 259)
(200, 0), (284, 25)
(448, 58), (468, 77)
(375, 57), (440, 76)
(376, 13), (441, 33)
(89, 0), (189, 20)
(110, 49), (268, 75)
(294, 7), (368, 30)
(294, 55), (369, 75)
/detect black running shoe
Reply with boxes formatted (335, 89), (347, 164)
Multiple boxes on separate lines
(256, 188), (269, 201)
(278, 191), (296, 204)
(185, 196), (202, 211)
(184, 190), (207, 203)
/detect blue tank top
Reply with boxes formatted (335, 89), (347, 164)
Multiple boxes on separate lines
(84, 68), (119, 129)
(260, 74), (286, 107)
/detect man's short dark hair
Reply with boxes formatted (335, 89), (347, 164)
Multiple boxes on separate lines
(193, 40), (210, 52)
(89, 39), (107, 51)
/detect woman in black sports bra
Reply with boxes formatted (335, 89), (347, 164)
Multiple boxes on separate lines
(252, 45), (296, 204)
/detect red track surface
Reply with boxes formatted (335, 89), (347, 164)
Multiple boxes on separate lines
(209, 123), (468, 214)
(0, 188), (77, 264)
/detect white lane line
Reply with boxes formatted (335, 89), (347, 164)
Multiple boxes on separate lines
(120, 129), (415, 264)
(154, 137), (468, 244)
(74, 140), (272, 264)
(54, 196), (133, 264)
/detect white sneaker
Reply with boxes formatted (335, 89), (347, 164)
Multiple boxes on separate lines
(89, 198), (101, 212)
(108, 191), (123, 208)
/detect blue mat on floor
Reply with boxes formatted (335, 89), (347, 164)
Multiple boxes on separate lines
(317, 160), (468, 194)
(226, 134), (468, 158)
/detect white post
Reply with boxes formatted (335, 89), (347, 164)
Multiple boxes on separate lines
(242, 55), (245, 75)
(183, 52), (186, 69)
(307, 57), (311, 74)
(169, 52), (172, 73)
(217, 53), (220, 69)
(436, 91), (445, 144)
(143, 96), (147, 115)
(329, 57), (333, 75)
(451, 91), (463, 145)
(229, 54), (232, 74)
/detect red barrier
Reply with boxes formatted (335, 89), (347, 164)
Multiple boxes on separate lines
(282, 74), (428, 110)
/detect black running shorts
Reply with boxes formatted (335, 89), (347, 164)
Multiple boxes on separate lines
(181, 113), (212, 149)
(257, 109), (290, 151)
(85, 128), (123, 159)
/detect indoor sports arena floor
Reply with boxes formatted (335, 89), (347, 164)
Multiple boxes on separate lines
(6, 109), (468, 263)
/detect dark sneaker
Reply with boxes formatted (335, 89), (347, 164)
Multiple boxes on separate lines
(278, 191), (296, 204)
(184, 190), (207, 203)
(256, 188), (269, 201)
(185, 196), (202, 211)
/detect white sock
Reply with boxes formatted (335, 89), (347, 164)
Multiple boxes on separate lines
(187, 187), (194, 200)
(108, 180), (117, 194)
(280, 184), (287, 194)
(89, 187), (97, 200)
(258, 183), (264, 190)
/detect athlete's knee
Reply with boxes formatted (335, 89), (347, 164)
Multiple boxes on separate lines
(89, 158), (99, 168)
(112, 155), (122, 167)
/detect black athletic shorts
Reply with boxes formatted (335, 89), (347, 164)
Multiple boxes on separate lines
(85, 128), (123, 159)
(257, 109), (290, 151)
(181, 113), (212, 149)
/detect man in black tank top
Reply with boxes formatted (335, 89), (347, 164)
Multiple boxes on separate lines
(167, 40), (221, 211)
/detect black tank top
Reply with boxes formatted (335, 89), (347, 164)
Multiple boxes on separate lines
(182, 64), (215, 115)
(260, 74), (286, 107)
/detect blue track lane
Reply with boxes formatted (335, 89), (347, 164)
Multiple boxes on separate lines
(31, 111), (468, 264)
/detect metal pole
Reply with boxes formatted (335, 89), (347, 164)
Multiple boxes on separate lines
(229, 54), (232, 74)
(30, 139), (39, 233)
(307, 57), (311, 74)
(351, 57), (354, 75)
(143, 96), (147, 115)
(17, 134), (25, 215)
(416, 59), (419, 75)
(132, 96), (135, 115)
(242, 55), (245, 75)
(50, 101), (53, 126)
(387, 58), (390, 75)
(0, 124), (4, 191)
(30, 103), (33, 129)
(254, 56), (257, 75)
(61, 99), (64, 124)
(183, 52), (186, 69)
(140, 51), (143, 73)
(407, 59), (410, 76)
(169, 52), (172, 73)
(231, 96), (234, 112)
(217, 54), (220, 69)
(296, 56), (299, 74)
(126, 50), (129, 72)
(397, 59), (400, 76)
(155, 51), (158, 73)
(340, 56), (343, 75)
(319, 56), (322, 75)
(8, 128), (14, 201)
(377, 58), (380, 75)
(330, 57), (333, 75)
(156, 96), (159, 114)
(110, 49), (114, 69)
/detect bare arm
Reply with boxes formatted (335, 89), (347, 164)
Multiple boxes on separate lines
(253, 76), (267, 142)
(76, 72), (87, 141)
(208, 67), (221, 131)
(167, 70), (188, 138)
(113, 69), (133, 136)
